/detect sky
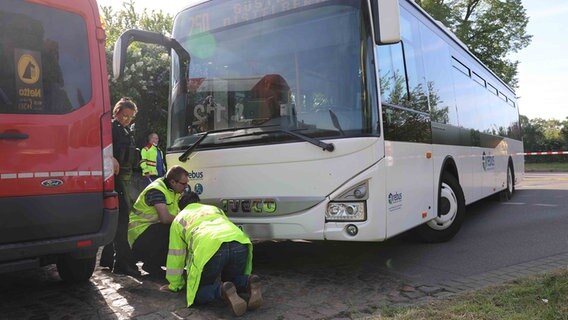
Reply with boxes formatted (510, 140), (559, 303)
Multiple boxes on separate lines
(97, 0), (567, 121)
(513, 0), (568, 121)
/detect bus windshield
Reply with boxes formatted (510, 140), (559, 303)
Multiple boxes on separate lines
(169, 0), (377, 150)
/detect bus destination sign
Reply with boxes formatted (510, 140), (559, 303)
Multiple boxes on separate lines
(183, 0), (329, 34)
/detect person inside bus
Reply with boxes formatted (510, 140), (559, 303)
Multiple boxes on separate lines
(159, 192), (263, 317)
(140, 132), (166, 187)
(100, 97), (141, 277)
(128, 165), (189, 279)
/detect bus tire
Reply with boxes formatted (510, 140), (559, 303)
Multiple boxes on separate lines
(56, 254), (96, 283)
(499, 162), (514, 201)
(415, 172), (465, 243)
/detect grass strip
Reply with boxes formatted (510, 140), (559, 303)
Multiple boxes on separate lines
(373, 268), (568, 320)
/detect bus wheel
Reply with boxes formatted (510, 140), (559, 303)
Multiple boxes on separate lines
(56, 254), (96, 283)
(500, 163), (514, 201)
(415, 172), (465, 243)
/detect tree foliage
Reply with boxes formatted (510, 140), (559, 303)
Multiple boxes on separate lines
(416, 0), (532, 88)
(520, 115), (568, 162)
(100, 0), (172, 149)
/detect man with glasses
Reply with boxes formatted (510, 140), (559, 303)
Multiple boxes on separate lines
(128, 165), (190, 278)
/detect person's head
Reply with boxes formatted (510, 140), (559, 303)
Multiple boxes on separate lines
(178, 191), (201, 210)
(166, 165), (189, 194)
(113, 97), (138, 127)
(148, 133), (159, 146)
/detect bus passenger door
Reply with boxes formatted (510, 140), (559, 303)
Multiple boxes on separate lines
(382, 105), (435, 237)
(376, 13), (435, 237)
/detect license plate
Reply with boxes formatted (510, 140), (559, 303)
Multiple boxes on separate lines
(235, 223), (273, 239)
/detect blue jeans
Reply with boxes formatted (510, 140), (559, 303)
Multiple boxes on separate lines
(194, 241), (250, 305)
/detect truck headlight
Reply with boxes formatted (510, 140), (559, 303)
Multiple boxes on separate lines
(326, 202), (366, 221)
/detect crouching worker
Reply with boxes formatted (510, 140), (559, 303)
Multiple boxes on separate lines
(161, 192), (262, 317)
(128, 165), (189, 278)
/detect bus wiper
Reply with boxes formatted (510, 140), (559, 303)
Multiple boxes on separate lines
(178, 125), (281, 162)
(178, 132), (208, 162)
(220, 128), (334, 152)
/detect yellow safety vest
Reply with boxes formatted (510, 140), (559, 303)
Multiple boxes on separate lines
(140, 144), (166, 176)
(166, 203), (253, 307)
(128, 178), (181, 246)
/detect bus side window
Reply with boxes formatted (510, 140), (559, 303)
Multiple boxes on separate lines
(377, 43), (408, 106)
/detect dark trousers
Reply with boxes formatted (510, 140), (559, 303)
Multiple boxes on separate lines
(194, 241), (249, 304)
(141, 175), (159, 188)
(101, 176), (136, 269)
(132, 223), (170, 272)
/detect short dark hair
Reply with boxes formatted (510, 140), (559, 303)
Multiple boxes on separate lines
(148, 132), (158, 141)
(166, 165), (189, 182)
(179, 192), (201, 209)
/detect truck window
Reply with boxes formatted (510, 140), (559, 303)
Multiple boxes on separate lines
(0, 2), (92, 114)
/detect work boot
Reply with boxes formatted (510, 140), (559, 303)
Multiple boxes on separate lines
(113, 264), (141, 277)
(99, 258), (113, 270)
(99, 246), (114, 270)
(246, 274), (263, 311)
(142, 264), (166, 279)
(221, 282), (247, 317)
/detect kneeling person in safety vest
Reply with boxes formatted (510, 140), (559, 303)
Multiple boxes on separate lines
(161, 192), (263, 317)
(128, 165), (189, 278)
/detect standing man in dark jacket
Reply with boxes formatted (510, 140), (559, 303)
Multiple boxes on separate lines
(100, 97), (141, 276)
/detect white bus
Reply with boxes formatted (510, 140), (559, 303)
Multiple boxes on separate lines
(114, 0), (523, 243)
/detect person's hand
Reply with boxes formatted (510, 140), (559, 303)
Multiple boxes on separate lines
(112, 157), (120, 175)
(159, 284), (176, 293)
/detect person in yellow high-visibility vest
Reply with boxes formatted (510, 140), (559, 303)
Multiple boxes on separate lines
(140, 132), (166, 187)
(160, 192), (262, 317)
(128, 165), (189, 278)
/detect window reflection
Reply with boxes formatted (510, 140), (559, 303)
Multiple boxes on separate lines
(0, 1), (91, 114)
(170, 2), (376, 148)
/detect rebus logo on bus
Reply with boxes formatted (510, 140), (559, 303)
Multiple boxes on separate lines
(188, 170), (204, 180)
(388, 192), (403, 205)
(482, 152), (495, 171)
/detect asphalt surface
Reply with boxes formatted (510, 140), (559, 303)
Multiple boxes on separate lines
(362, 173), (568, 284)
(0, 173), (567, 319)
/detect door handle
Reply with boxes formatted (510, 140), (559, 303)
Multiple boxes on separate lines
(0, 132), (29, 140)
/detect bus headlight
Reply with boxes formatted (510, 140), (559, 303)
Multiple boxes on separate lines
(326, 202), (366, 221)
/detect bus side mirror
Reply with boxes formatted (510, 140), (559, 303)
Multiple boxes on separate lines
(371, 0), (401, 44)
(112, 35), (126, 80)
(113, 29), (190, 80)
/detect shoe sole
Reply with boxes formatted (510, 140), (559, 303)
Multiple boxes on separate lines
(247, 276), (263, 311)
(113, 268), (141, 277)
(223, 283), (247, 317)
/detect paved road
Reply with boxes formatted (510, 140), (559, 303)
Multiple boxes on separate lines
(1, 173), (567, 319)
(354, 172), (568, 285)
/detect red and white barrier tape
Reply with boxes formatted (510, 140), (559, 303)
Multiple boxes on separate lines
(517, 151), (568, 156)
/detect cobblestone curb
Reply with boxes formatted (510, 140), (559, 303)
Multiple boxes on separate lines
(381, 251), (568, 310)
(358, 252), (568, 319)
(435, 252), (568, 295)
